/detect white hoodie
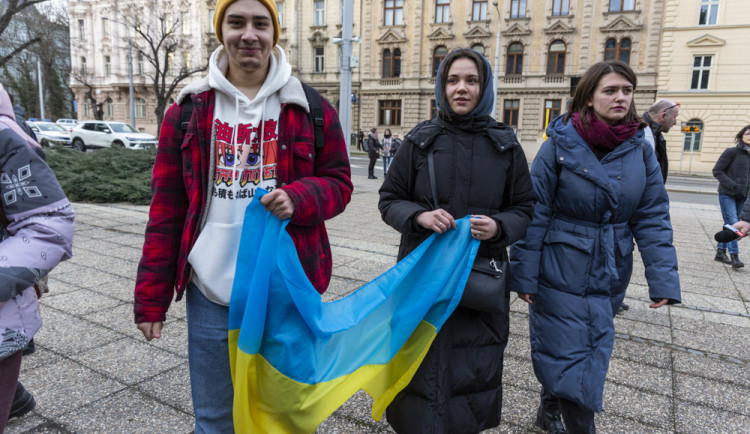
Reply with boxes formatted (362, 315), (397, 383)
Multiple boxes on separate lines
(188, 45), (292, 305)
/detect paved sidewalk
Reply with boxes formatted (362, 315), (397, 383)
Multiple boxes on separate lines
(7, 174), (749, 433)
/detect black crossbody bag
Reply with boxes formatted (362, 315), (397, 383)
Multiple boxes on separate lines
(426, 148), (509, 313)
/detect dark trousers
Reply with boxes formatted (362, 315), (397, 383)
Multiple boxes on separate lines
(0, 350), (23, 431)
(540, 386), (596, 434)
(368, 156), (378, 176)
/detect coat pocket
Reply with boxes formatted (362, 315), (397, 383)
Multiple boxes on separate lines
(292, 142), (315, 178)
(539, 230), (595, 295)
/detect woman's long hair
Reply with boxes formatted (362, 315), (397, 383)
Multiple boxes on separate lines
(735, 125), (750, 147)
(435, 48), (493, 121)
(564, 60), (644, 129)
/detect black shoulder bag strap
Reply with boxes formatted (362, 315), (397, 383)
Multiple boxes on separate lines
(302, 82), (325, 149)
(427, 148), (439, 210)
(180, 98), (194, 133)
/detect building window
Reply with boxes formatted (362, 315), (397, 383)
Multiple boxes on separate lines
(472, 0), (488, 20)
(106, 101), (113, 117)
(543, 100), (561, 127)
(552, 0), (569, 16)
(209, 9), (215, 33)
(182, 12), (190, 34)
(546, 40), (566, 75)
(135, 98), (146, 118)
(102, 17), (109, 38)
(510, 0), (526, 18)
(471, 44), (485, 55)
(604, 38), (631, 64)
(699, 0), (719, 25)
(277, 2), (284, 27)
(314, 1), (325, 26)
(78, 19), (85, 40)
(682, 119), (703, 151)
(167, 53), (175, 71)
(137, 55), (144, 75)
(382, 48), (401, 78)
(433, 46), (448, 77)
(503, 99), (520, 128)
(430, 99), (438, 119)
(104, 55), (111, 76)
(384, 0), (404, 26)
(691, 55), (712, 90)
(506, 42), (523, 75)
(314, 47), (325, 73)
(83, 101), (89, 117)
(379, 100), (402, 125)
(183, 52), (191, 69)
(435, 0), (450, 23)
(609, 0), (635, 12)
(80, 57), (87, 74)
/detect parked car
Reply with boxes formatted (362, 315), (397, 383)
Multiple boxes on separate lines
(56, 118), (78, 132)
(70, 121), (157, 151)
(26, 121), (72, 147)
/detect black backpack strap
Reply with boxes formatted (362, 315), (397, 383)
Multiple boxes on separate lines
(180, 98), (194, 133)
(426, 148), (439, 210)
(302, 82), (325, 149)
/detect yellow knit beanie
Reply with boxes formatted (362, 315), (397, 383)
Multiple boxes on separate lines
(213, 0), (280, 46)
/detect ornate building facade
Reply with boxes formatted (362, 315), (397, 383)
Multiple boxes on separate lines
(356, 0), (665, 158)
(658, 0), (750, 174)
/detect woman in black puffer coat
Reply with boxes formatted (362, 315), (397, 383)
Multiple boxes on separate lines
(378, 48), (536, 434)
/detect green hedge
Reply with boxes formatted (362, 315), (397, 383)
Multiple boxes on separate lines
(46, 147), (156, 205)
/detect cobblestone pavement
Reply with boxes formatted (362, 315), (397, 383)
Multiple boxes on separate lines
(7, 174), (749, 433)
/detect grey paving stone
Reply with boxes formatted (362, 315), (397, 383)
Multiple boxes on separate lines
(52, 267), (123, 289)
(496, 384), (540, 428)
(56, 389), (193, 433)
(611, 338), (672, 369)
(595, 412), (672, 434)
(612, 318), (673, 344)
(505, 332), (532, 360)
(607, 357), (672, 395)
(40, 288), (124, 315)
(502, 354), (539, 391)
(137, 362), (193, 414)
(671, 323), (750, 361)
(87, 277), (138, 302)
(674, 374), (750, 415)
(326, 390), (394, 432)
(67, 336), (185, 385)
(4, 416), (61, 434)
(34, 308), (124, 356)
(675, 400), (750, 434)
(22, 359), (126, 418)
(332, 264), (383, 283)
(602, 382), (672, 429)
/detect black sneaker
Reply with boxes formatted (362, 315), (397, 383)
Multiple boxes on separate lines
(8, 382), (36, 420)
(715, 248), (732, 264)
(536, 403), (567, 433)
(22, 338), (35, 356)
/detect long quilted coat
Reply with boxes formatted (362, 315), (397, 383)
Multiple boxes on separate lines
(510, 116), (681, 412)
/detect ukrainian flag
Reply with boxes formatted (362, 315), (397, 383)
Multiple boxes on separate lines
(229, 189), (479, 433)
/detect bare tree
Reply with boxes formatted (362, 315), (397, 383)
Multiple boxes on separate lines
(120, 0), (207, 133)
(0, 0), (48, 68)
(69, 66), (112, 121)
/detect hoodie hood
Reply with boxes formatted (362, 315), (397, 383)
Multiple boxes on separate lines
(435, 48), (494, 119)
(0, 84), (40, 149)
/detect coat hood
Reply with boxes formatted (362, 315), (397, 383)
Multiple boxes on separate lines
(0, 83), (40, 149)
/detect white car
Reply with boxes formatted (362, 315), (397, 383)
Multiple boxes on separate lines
(71, 121), (157, 151)
(26, 121), (72, 147)
(56, 118), (78, 132)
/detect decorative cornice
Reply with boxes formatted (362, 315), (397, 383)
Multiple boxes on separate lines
(501, 23), (531, 37)
(377, 28), (407, 44)
(427, 27), (455, 41)
(600, 16), (642, 33)
(463, 25), (492, 40)
(308, 31), (329, 45)
(544, 20), (574, 35)
(686, 34), (726, 47)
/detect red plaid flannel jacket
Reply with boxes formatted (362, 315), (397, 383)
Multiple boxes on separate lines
(134, 83), (352, 324)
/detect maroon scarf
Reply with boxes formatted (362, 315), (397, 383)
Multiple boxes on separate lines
(571, 111), (639, 152)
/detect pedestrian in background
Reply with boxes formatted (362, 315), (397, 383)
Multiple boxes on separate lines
(367, 127), (381, 179)
(379, 47), (536, 434)
(381, 128), (393, 176)
(642, 99), (679, 183)
(712, 124), (750, 268)
(356, 129), (364, 151)
(133, 0), (352, 431)
(511, 60), (681, 434)
(391, 133), (402, 155)
(0, 83), (75, 431)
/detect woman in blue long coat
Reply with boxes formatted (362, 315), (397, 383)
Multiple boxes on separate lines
(510, 60), (681, 433)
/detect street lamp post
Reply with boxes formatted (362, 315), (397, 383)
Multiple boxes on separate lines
(491, 2), (502, 120)
(37, 57), (45, 119)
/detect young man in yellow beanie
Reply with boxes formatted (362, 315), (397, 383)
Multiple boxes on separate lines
(134, 0), (352, 431)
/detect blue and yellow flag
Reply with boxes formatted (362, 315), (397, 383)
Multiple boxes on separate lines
(229, 189), (479, 433)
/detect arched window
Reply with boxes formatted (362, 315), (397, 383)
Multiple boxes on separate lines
(382, 48), (402, 78)
(546, 40), (566, 75)
(506, 42), (523, 75)
(683, 119), (703, 152)
(80, 57), (87, 75)
(432, 46), (448, 77)
(471, 44), (485, 56)
(604, 38), (631, 64)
